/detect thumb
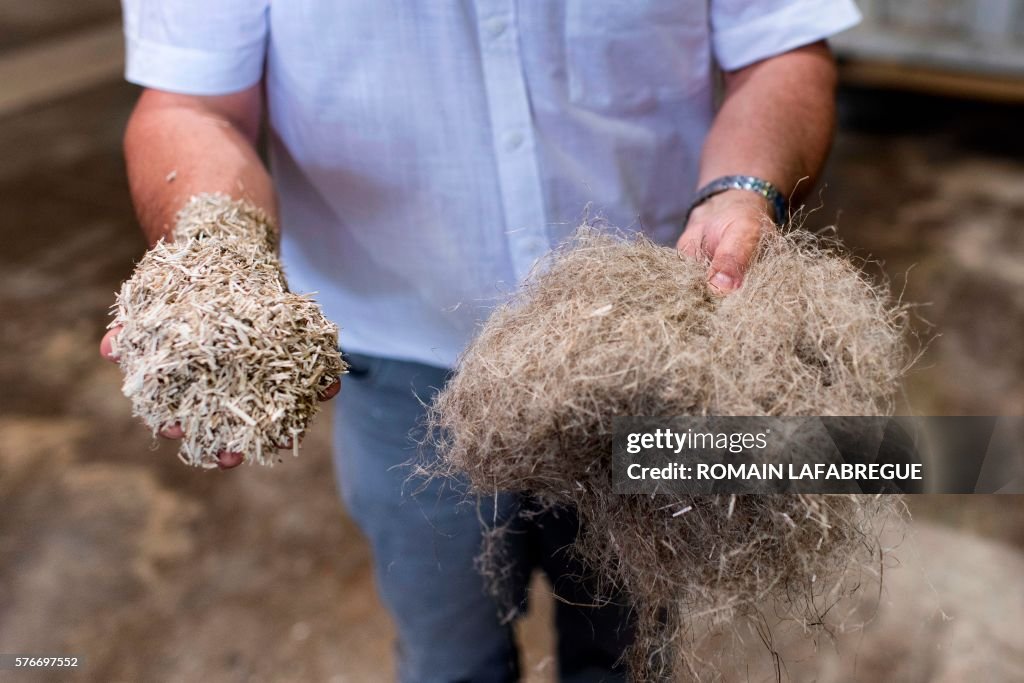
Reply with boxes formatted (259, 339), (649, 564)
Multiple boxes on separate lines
(100, 326), (122, 362)
(708, 222), (760, 294)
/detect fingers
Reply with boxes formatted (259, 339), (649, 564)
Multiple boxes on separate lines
(676, 227), (703, 260)
(681, 189), (774, 294)
(217, 452), (244, 469)
(678, 238), (705, 261)
(159, 424), (185, 439)
(157, 422), (243, 468)
(100, 326), (122, 362)
(318, 378), (341, 401)
(708, 221), (763, 294)
(676, 224), (718, 262)
(159, 424), (267, 469)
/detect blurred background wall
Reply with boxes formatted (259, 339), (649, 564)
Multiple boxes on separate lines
(1, 1), (1022, 681)
(837, 0), (1024, 99)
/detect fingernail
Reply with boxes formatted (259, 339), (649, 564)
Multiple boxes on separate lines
(711, 272), (737, 291)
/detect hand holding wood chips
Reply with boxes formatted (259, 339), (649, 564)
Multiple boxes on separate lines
(110, 194), (345, 468)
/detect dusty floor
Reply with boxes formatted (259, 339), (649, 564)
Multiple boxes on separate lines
(1, 22), (1023, 683)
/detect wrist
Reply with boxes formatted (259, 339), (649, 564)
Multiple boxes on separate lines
(684, 189), (774, 228)
(686, 175), (787, 227)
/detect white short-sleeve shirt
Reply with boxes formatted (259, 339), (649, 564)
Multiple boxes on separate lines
(122, 0), (860, 368)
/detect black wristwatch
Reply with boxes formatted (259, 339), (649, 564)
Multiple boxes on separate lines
(685, 175), (788, 227)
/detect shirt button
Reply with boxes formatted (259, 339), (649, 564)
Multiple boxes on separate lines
(485, 17), (507, 39)
(503, 131), (524, 152)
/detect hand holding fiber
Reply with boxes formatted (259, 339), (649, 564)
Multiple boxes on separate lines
(678, 189), (777, 293)
(110, 193), (346, 468)
(427, 226), (911, 680)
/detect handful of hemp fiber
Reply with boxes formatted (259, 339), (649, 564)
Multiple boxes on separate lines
(110, 193), (345, 468)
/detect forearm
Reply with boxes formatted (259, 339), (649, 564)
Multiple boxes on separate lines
(697, 41), (838, 202)
(680, 42), (839, 291)
(124, 86), (276, 246)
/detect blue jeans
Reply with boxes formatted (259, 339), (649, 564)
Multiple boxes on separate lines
(333, 353), (631, 683)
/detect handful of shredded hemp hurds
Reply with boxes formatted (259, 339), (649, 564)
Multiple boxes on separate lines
(110, 193), (345, 468)
(426, 226), (912, 681)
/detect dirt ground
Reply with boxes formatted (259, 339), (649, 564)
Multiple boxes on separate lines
(2, 19), (1024, 683)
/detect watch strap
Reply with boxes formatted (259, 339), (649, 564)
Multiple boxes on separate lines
(686, 175), (788, 227)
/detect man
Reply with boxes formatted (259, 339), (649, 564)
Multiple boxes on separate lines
(102, 2), (861, 680)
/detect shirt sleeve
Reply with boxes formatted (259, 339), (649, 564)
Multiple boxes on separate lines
(710, 0), (861, 71)
(121, 0), (269, 95)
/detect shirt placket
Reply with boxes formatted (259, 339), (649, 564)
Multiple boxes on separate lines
(476, 0), (549, 282)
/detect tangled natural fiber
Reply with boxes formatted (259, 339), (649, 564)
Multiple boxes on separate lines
(111, 194), (345, 467)
(428, 226), (910, 680)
